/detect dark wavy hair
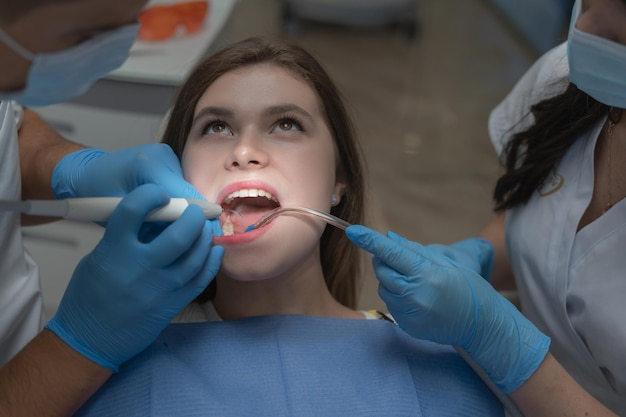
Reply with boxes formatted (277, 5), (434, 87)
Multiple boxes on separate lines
(493, 83), (610, 211)
(161, 37), (366, 309)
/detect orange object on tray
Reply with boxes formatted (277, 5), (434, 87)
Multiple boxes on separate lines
(138, 1), (210, 41)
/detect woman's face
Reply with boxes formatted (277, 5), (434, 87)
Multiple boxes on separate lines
(577, 0), (626, 45)
(182, 63), (344, 281)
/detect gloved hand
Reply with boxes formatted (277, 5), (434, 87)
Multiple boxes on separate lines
(51, 143), (202, 200)
(387, 231), (494, 280)
(45, 184), (224, 372)
(346, 225), (549, 394)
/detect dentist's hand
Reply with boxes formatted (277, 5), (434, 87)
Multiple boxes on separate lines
(45, 185), (224, 372)
(52, 143), (203, 200)
(346, 225), (549, 394)
(391, 233), (495, 280)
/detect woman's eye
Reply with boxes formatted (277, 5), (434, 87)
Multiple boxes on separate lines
(274, 118), (301, 132)
(203, 121), (232, 135)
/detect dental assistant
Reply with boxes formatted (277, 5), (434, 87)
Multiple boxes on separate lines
(347, 0), (624, 415)
(0, 1), (223, 416)
(481, 0), (626, 413)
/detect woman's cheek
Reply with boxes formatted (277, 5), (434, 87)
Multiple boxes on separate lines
(182, 151), (220, 195)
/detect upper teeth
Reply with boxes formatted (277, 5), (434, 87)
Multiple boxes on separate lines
(223, 189), (278, 204)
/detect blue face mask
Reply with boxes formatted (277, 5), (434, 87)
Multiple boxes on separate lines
(567, 0), (626, 108)
(0, 23), (138, 107)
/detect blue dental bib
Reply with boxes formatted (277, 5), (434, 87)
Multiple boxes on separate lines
(76, 315), (504, 416)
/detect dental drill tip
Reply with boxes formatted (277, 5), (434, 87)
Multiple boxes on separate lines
(245, 225), (255, 232)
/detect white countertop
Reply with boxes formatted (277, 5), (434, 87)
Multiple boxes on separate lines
(106, 0), (237, 86)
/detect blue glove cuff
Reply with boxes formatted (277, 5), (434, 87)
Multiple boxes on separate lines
(52, 148), (106, 199)
(480, 310), (551, 394)
(499, 332), (551, 393)
(45, 319), (120, 373)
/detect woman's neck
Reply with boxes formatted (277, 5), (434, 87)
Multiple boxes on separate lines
(212, 263), (361, 320)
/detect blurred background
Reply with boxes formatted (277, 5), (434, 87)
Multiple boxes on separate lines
(26, 0), (574, 315)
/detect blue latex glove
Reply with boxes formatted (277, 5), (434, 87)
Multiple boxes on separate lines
(51, 143), (203, 200)
(45, 184), (224, 372)
(346, 225), (550, 394)
(389, 232), (495, 280)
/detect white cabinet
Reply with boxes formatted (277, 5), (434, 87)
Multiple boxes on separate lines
(23, 0), (237, 317)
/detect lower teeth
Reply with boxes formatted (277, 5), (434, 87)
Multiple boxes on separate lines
(222, 219), (234, 236)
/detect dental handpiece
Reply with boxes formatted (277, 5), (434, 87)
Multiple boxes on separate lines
(0, 197), (223, 222)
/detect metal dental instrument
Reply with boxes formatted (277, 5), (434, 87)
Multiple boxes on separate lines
(0, 197), (224, 222)
(245, 206), (351, 232)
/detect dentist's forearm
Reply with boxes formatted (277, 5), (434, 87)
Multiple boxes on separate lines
(18, 108), (85, 201)
(510, 353), (617, 417)
(18, 108), (86, 225)
(0, 329), (112, 417)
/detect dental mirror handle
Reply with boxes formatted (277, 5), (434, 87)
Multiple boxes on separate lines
(3, 197), (223, 222)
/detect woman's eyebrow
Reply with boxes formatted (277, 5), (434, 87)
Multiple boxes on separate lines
(192, 107), (234, 125)
(192, 104), (314, 126)
(262, 104), (314, 122)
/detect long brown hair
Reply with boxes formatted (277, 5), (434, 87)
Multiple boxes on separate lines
(161, 37), (365, 308)
(493, 83), (609, 211)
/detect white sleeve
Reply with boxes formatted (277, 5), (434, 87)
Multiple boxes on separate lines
(10, 101), (24, 131)
(488, 42), (570, 161)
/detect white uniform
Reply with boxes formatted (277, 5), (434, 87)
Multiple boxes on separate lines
(0, 100), (45, 366)
(489, 42), (626, 414)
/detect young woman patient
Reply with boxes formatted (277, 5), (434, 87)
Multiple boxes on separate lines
(168, 37), (366, 323)
(74, 37), (505, 417)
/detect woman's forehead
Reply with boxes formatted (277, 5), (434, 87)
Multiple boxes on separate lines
(197, 64), (323, 114)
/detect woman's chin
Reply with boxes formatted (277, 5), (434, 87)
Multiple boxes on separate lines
(218, 266), (277, 283)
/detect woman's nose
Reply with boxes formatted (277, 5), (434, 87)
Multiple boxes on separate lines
(225, 134), (270, 170)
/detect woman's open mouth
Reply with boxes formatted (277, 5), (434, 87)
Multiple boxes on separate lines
(220, 188), (280, 235)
